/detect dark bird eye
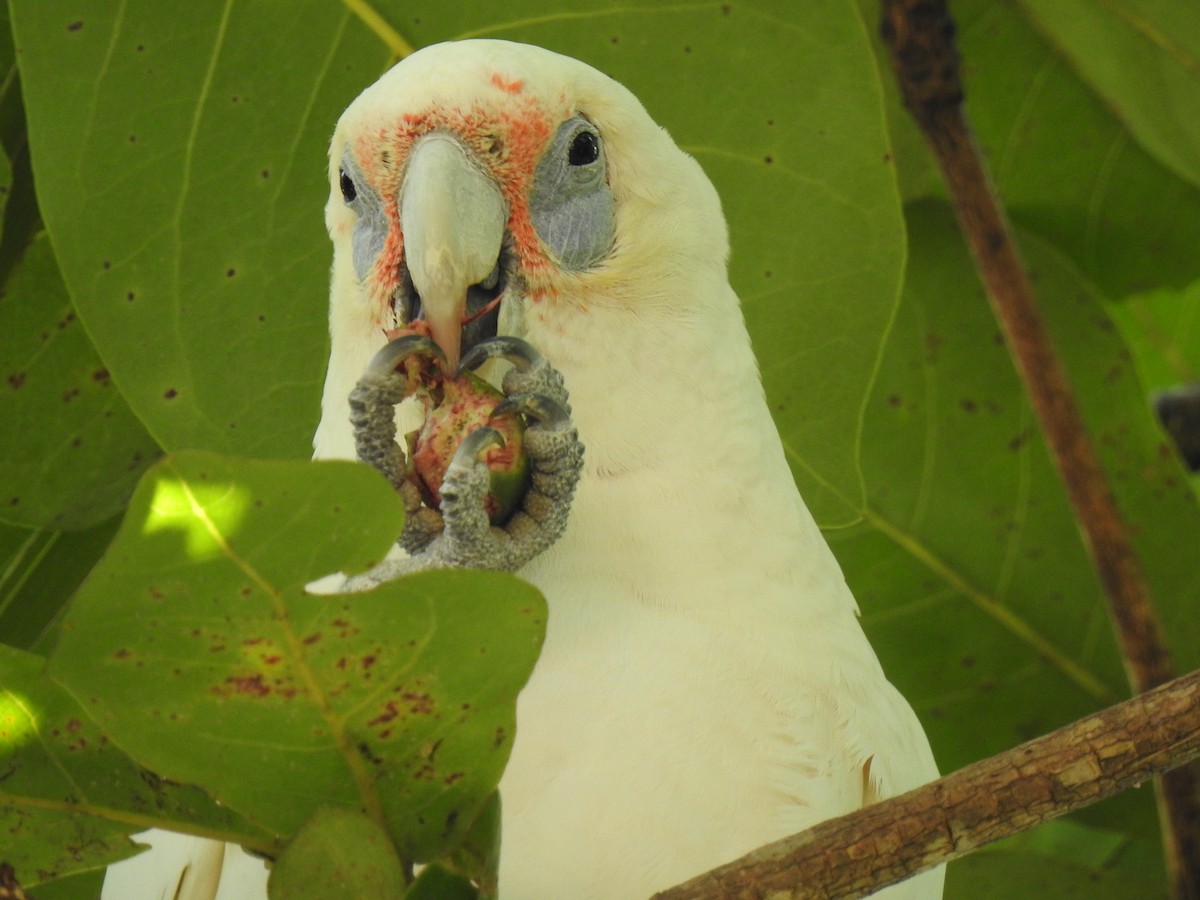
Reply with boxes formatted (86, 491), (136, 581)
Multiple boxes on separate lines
(339, 168), (357, 202)
(568, 130), (600, 166)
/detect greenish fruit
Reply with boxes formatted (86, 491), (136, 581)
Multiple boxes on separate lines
(268, 808), (406, 900)
(408, 370), (531, 525)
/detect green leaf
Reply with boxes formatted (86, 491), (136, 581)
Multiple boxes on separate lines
(859, 9), (1200, 883)
(0, 4), (17, 152)
(10, 0), (901, 522)
(0, 643), (263, 886)
(0, 26), (40, 292)
(946, 847), (1166, 899)
(900, 0), (1200, 297)
(1108, 278), (1200, 389)
(442, 791), (500, 899)
(996, 818), (1130, 870)
(1018, 0), (1200, 192)
(9, 2), (388, 457)
(268, 808), (406, 900)
(22, 870), (106, 900)
(0, 136), (11, 228)
(841, 200), (1200, 885)
(49, 451), (546, 862)
(0, 518), (121, 651)
(0, 234), (160, 530)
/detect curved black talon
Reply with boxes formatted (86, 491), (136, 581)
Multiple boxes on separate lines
(492, 393), (571, 430)
(446, 426), (506, 472)
(458, 335), (544, 375)
(461, 336), (570, 413)
(365, 334), (447, 378)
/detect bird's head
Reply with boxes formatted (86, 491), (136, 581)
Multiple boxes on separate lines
(315, 39), (731, 460)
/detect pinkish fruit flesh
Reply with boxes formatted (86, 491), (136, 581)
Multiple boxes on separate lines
(409, 370), (530, 524)
(383, 325), (530, 526)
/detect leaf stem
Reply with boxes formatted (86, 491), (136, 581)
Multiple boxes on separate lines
(0, 530), (57, 621)
(864, 509), (1115, 703)
(340, 0), (414, 61)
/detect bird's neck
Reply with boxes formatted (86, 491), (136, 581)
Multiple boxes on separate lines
(524, 283), (765, 476)
(517, 280), (857, 624)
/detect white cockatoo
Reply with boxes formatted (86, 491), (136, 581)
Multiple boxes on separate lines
(103, 39), (942, 900)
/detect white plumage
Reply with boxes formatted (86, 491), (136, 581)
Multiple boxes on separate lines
(105, 40), (942, 900)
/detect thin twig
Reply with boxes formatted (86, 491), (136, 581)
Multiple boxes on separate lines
(878, 1), (1200, 895)
(652, 668), (1200, 899)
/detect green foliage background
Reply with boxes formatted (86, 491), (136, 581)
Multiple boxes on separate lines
(1, 1), (1197, 897)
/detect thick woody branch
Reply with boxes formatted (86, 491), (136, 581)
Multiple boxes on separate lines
(652, 668), (1200, 899)
(878, 1), (1199, 895)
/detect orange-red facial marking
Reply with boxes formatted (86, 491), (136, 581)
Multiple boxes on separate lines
(351, 82), (569, 331)
(490, 72), (525, 94)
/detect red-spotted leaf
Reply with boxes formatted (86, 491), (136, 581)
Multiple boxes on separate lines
(0, 235), (160, 530)
(49, 451), (546, 863)
(0, 643), (265, 888)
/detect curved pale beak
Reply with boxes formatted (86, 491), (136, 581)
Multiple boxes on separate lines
(400, 133), (507, 371)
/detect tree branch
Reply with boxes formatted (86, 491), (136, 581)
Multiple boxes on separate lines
(652, 668), (1200, 899)
(877, 1), (1200, 895)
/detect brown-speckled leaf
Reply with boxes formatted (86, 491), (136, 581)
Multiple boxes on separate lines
(9, 2), (386, 458)
(49, 451), (545, 864)
(0, 235), (159, 530)
(0, 644), (266, 888)
(839, 201), (1200, 883)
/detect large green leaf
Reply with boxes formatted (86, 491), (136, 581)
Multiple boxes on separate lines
(842, 200), (1200, 884)
(1018, 0), (1200, 192)
(0, 643), (264, 889)
(49, 451), (545, 864)
(854, 5), (1200, 884)
(0, 234), (160, 529)
(912, 0), (1200, 297)
(10, 2), (387, 458)
(11, 0), (901, 523)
